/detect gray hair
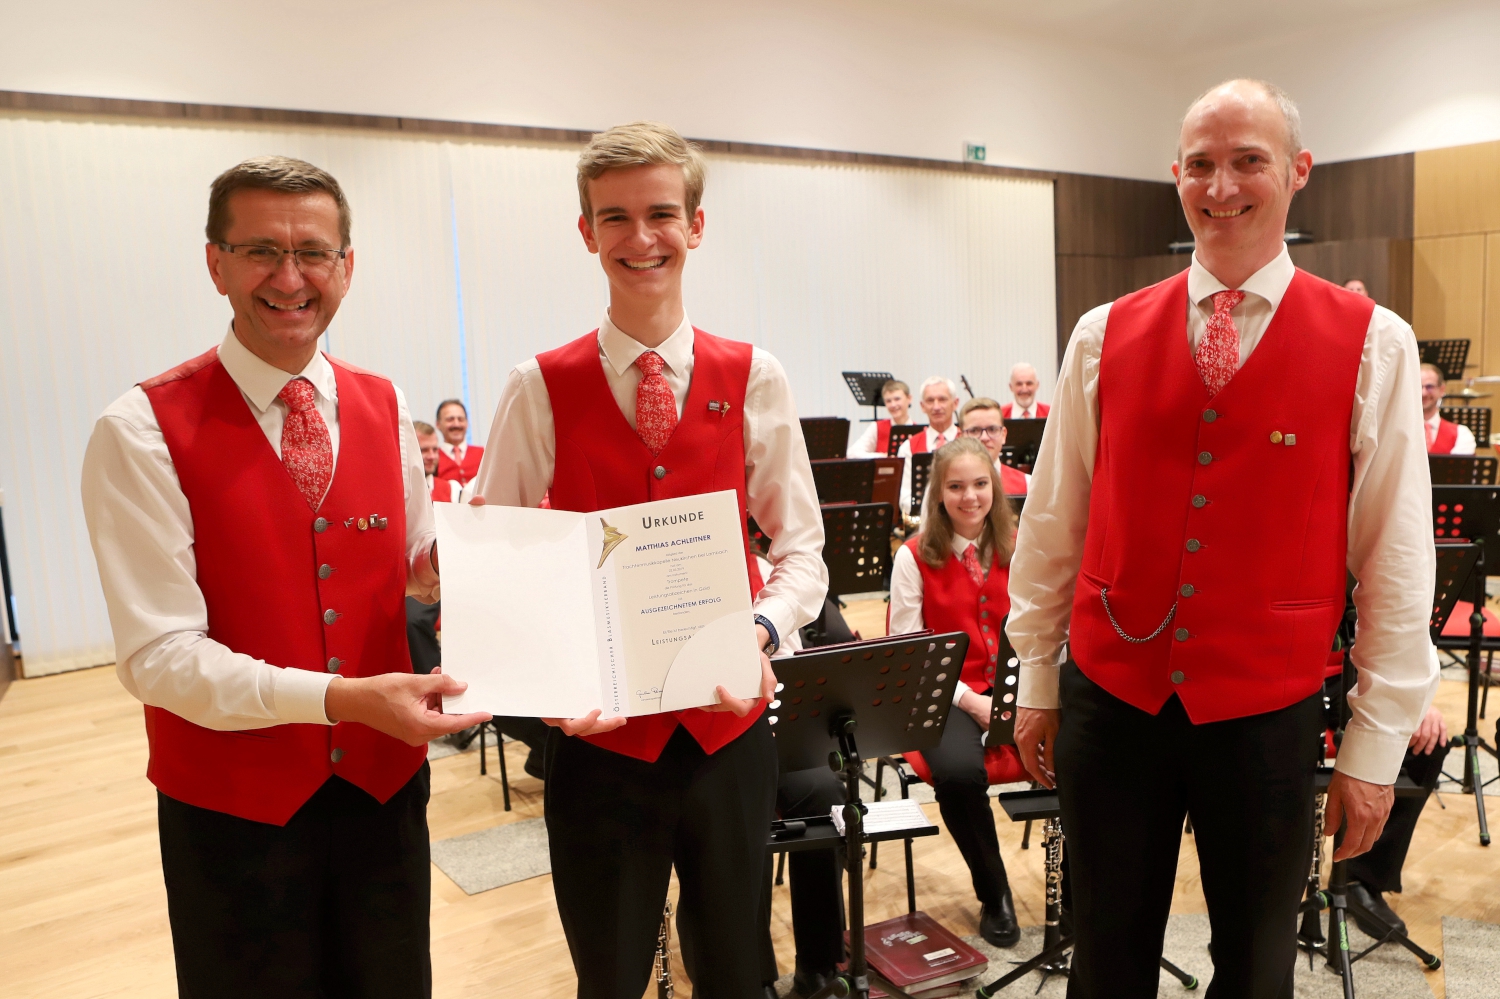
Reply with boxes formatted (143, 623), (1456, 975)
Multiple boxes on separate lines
(1180, 79), (1303, 161)
(919, 375), (958, 398)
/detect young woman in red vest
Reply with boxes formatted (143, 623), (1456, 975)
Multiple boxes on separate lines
(473, 122), (826, 998)
(888, 437), (1022, 947)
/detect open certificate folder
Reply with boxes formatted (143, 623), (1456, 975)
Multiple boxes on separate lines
(435, 489), (762, 719)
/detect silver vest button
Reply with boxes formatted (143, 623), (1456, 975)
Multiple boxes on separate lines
(1180, 584), (1195, 597)
(318, 564), (334, 580)
(1192, 495), (1207, 508)
(327, 657), (343, 673)
(330, 748), (345, 763)
(1174, 627), (1189, 642)
(323, 609), (338, 625)
(314, 517), (329, 533)
(1198, 451), (1213, 466)
(1203, 409), (1217, 423)
(654, 466), (667, 480)
(1170, 670), (1185, 684)
(1186, 539), (1201, 552)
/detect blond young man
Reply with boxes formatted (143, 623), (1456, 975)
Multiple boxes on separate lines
(849, 378), (916, 457)
(958, 397), (1029, 496)
(473, 122), (826, 999)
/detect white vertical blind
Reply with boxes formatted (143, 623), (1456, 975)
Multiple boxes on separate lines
(0, 112), (1054, 676)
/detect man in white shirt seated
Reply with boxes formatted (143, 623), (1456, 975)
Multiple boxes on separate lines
(849, 378), (916, 458)
(897, 375), (960, 517)
(416, 421), (463, 502)
(1422, 363), (1476, 455)
(958, 397), (1029, 496)
(1001, 362), (1049, 419)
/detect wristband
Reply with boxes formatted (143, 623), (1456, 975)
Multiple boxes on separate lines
(753, 614), (780, 655)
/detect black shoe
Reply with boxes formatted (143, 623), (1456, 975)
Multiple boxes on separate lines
(791, 965), (833, 998)
(1347, 881), (1407, 938)
(980, 888), (1021, 948)
(523, 746), (546, 781)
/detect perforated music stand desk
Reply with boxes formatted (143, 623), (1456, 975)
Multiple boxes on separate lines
(811, 458), (876, 505)
(802, 417), (850, 460)
(909, 451), (934, 515)
(1001, 418), (1046, 471)
(1431, 543), (1481, 642)
(843, 371), (896, 423)
(888, 424), (926, 458)
(1430, 455), (1498, 485)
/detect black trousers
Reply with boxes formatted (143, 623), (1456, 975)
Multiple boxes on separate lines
(1347, 740), (1450, 893)
(157, 766), (432, 999)
(759, 766), (848, 982)
(405, 597), (441, 675)
(545, 719), (778, 999)
(923, 702), (1011, 909)
(1055, 662), (1321, 999)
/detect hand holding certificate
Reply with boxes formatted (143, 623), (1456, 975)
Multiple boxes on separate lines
(435, 490), (765, 725)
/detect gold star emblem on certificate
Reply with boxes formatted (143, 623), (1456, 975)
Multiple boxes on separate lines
(598, 519), (628, 568)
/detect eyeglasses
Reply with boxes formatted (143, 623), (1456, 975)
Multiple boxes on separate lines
(963, 425), (1005, 439)
(218, 243), (348, 274)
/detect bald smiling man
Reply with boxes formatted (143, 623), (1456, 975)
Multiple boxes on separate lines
(1008, 80), (1436, 998)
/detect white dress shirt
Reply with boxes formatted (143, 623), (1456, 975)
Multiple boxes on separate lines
(1008, 403), (1044, 420)
(81, 327), (438, 731)
(848, 417), (914, 459)
(1427, 412), (1477, 455)
(889, 533), (988, 706)
(1006, 247), (1438, 784)
(896, 424), (959, 516)
(439, 440), (472, 465)
(427, 473), (463, 503)
(472, 313), (827, 646)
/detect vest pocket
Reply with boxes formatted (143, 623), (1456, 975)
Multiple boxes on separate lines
(1268, 597), (1343, 684)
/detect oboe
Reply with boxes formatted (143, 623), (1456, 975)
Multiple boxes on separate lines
(654, 900), (675, 999)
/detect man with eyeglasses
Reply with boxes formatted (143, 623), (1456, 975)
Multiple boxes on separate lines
(81, 155), (488, 998)
(958, 397), (1029, 496)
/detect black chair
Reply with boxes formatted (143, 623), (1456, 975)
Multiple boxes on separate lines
(1441, 405), (1491, 448)
(800, 417), (850, 460)
(1418, 338), (1470, 382)
(822, 503), (896, 598)
(811, 458), (876, 505)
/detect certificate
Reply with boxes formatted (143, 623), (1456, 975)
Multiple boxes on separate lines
(435, 489), (761, 719)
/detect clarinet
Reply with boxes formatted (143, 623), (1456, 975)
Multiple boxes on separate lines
(1040, 816), (1069, 969)
(1299, 792), (1327, 946)
(654, 900), (675, 999)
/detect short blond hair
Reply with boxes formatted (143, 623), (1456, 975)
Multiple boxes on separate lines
(1421, 363), (1446, 386)
(959, 397), (1003, 424)
(412, 421), (437, 437)
(577, 122), (706, 222)
(881, 379), (910, 399)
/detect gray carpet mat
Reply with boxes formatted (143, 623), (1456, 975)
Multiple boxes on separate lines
(429, 817), (551, 895)
(1442, 915), (1500, 999)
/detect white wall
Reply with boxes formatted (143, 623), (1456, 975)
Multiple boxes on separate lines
(1174, 0), (1500, 163)
(0, 0), (1180, 181)
(0, 112), (1054, 675)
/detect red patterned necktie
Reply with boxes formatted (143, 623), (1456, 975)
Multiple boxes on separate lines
(1195, 290), (1246, 396)
(961, 543), (986, 588)
(278, 377), (333, 510)
(634, 350), (678, 454)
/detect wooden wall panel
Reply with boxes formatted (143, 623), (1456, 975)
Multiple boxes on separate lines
(1287, 238), (1413, 321)
(1287, 154), (1414, 241)
(1486, 234), (1500, 381)
(1413, 234), (1487, 372)
(1415, 140), (1500, 238)
(1054, 174), (1183, 257)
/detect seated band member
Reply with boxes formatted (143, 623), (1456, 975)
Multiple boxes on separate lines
(1344, 702), (1451, 937)
(80, 155), (489, 997)
(416, 421), (462, 503)
(849, 378), (916, 458)
(1343, 278), (1369, 298)
(888, 437), (1022, 947)
(473, 121), (826, 999)
(1421, 363), (1476, 454)
(959, 397), (1029, 496)
(1001, 363), (1049, 419)
(434, 398), (484, 486)
(897, 376), (960, 517)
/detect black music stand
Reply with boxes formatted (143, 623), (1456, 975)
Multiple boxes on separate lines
(843, 371), (897, 424)
(812, 459), (876, 505)
(888, 424), (926, 458)
(1429, 454), (1498, 485)
(803, 417), (851, 460)
(1430, 485), (1500, 845)
(1000, 418), (1046, 472)
(822, 503), (896, 598)
(1418, 339), (1469, 382)
(770, 633), (969, 999)
(909, 452), (934, 518)
(1441, 405), (1492, 447)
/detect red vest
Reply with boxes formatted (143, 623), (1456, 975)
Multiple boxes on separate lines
(429, 475), (461, 503)
(904, 537), (1011, 690)
(1068, 269), (1371, 723)
(999, 463), (1027, 496)
(909, 428), (952, 454)
(875, 419), (892, 457)
(140, 348), (426, 825)
(1428, 418), (1460, 454)
(538, 329), (767, 762)
(1002, 402), (1050, 419)
(436, 444), (483, 486)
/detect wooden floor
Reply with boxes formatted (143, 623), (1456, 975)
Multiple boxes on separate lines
(1, 598), (1496, 999)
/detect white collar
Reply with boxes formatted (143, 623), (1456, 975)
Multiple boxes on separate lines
(598, 311), (695, 378)
(950, 532), (981, 557)
(439, 440), (466, 458)
(218, 324), (337, 414)
(1426, 412), (1442, 428)
(929, 424), (957, 442)
(1187, 244), (1294, 311)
